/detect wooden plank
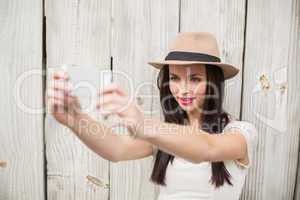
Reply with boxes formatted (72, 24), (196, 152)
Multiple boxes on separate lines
(45, 0), (111, 199)
(0, 1), (44, 199)
(295, 128), (300, 200)
(290, 1), (300, 199)
(109, 0), (179, 199)
(180, 0), (246, 118)
(243, 0), (300, 199)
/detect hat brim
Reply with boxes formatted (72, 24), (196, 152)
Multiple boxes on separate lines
(148, 60), (239, 80)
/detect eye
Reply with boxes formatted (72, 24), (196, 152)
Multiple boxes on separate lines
(191, 77), (202, 82)
(170, 76), (178, 81)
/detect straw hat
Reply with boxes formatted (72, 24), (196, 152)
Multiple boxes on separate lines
(148, 32), (239, 80)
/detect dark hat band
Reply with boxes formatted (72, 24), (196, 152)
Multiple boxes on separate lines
(165, 51), (221, 63)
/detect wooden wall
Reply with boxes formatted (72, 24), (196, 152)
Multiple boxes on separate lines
(45, 0), (111, 199)
(0, 1), (45, 199)
(244, 0), (300, 199)
(0, 0), (299, 200)
(108, 1), (178, 200)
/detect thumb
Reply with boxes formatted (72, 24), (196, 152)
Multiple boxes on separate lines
(119, 117), (140, 137)
(64, 94), (82, 115)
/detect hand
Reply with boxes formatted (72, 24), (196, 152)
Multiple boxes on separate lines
(46, 70), (84, 129)
(96, 83), (145, 138)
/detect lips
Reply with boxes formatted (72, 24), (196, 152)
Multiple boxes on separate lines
(178, 97), (195, 105)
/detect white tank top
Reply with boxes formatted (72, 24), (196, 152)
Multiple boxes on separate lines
(151, 118), (258, 200)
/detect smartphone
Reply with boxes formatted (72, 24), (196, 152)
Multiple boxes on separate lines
(48, 64), (112, 121)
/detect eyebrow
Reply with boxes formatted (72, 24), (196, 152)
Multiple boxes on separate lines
(169, 73), (203, 77)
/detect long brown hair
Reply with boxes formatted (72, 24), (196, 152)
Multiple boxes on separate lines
(150, 64), (233, 188)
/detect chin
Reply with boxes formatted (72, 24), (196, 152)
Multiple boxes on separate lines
(180, 104), (196, 112)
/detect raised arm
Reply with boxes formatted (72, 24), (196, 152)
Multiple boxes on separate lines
(93, 83), (252, 165)
(135, 117), (256, 166)
(69, 114), (154, 162)
(46, 71), (154, 163)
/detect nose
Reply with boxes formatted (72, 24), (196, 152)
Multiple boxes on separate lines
(179, 80), (192, 95)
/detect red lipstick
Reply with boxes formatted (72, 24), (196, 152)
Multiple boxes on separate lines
(178, 97), (195, 105)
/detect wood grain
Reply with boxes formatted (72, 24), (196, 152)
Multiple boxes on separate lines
(45, 0), (111, 199)
(0, 1), (44, 199)
(243, 0), (300, 199)
(1, 0), (299, 199)
(109, 0), (179, 199)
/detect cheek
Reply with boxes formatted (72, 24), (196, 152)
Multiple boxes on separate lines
(194, 82), (206, 96)
(169, 82), (179, 95)
(193, 82), (206, 106)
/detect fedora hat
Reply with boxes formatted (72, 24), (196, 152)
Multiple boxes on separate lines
(148, 32), (239, 80)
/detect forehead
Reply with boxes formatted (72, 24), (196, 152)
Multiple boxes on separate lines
(169, 64), (206, 75)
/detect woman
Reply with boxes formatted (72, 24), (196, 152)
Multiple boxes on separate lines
(46, 32), (258, 200)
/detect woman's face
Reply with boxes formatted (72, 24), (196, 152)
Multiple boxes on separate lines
(168, 64), (207, 113)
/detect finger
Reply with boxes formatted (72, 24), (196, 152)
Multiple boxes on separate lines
(63, 94), (77, 107)
(68, 94), (81, 109)
(46, 95), (65, 111)
(48, 97), (64, 106)
(52, 70), (70, 81)
(46, 94), (68, 114)
(121, 118), (138, 133)
(49, 79), (72, 89)
(97, 93), (120, 108)
(48, 81), (73, 93)
(62, 94), (82, 114)
(97, 98), (130, 116)
(47, 89), (65, 99)
(47, 97), (64, 113)
(97, 102), (121, 114)
(47, 92), (74, 105)
(47, 90), (72, 105)
(96, 98), (127, 113)
(98, 83), (127, 96)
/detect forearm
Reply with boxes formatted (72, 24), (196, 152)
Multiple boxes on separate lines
(68, 114), (124, 162)
(138, 117), (212, 163)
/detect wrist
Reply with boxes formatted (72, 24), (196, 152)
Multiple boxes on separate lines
(127, 116), (144, 139)
(68, 113), (90, 133)
(135, 116), (159, 140)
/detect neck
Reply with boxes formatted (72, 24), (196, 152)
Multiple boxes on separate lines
(187, 110), (202, 129)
